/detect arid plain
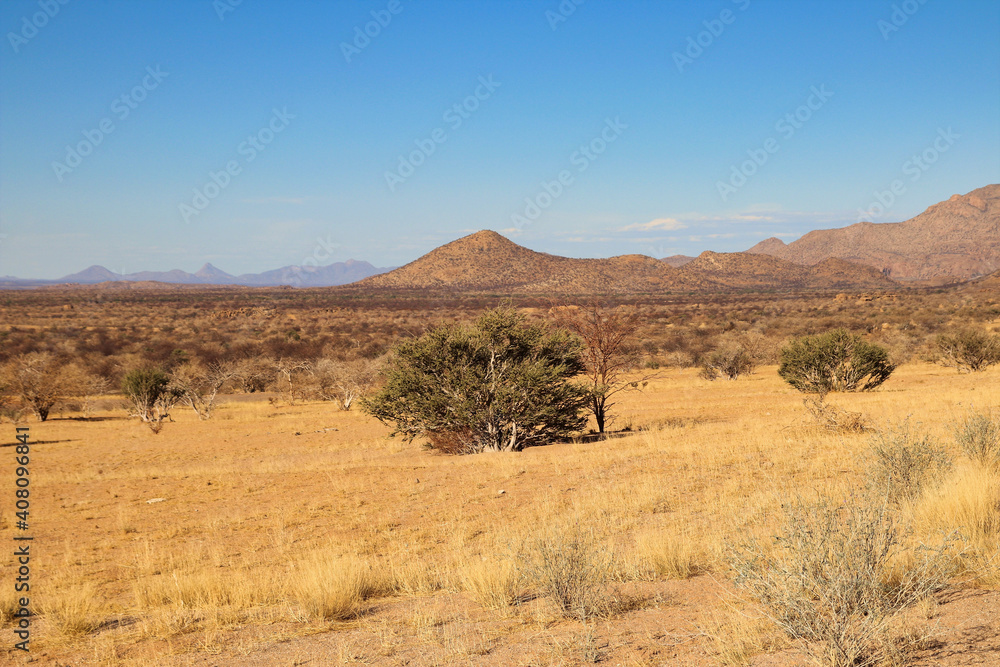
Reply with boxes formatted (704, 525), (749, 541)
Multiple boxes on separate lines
(2, 278), (1000, 666)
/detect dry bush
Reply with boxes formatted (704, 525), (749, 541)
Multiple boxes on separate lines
(866, 419), (951, 503)
(935, 328), (1000, 373)
(232, 356), (275, 393)
(309, 357), (382, 410)
(803, 396), (870, 433)
(170, 360), (237, 419)
(700, 345), (756, 381)
(700, 331), (768, 381)
(730, 494), (956, 667)
(521, 524), (610, 620)
(953, 407), (1000, 469)
(0, 352), (82, 421)
(460, 558), (523, 610)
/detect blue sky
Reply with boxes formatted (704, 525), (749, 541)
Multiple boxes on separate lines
(1, 0), (998, 278)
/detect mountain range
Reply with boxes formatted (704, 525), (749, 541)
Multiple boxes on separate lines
(355, 230), (895, 293)
(1, 259), (391, 288)
(747, 184), (1000, 282)
(2, 185), (996, 292)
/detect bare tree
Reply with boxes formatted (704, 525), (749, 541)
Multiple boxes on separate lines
(1, 352), (81, 422)
(552, 302), (658, 433)
(333, 358), (382, 410)
(233, 356), (275, 393)
(73, 371), (111, 419)
(307, 358), (382, 409)
(273, 358), (311, 404)
(171, 361), (237, 419)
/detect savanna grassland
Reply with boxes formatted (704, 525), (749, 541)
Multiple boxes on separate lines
(1, 284), (1000, 666)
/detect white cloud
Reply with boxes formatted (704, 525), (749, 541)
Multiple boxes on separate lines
(241, 196), (306, 205)
(620, 217), (688, 232)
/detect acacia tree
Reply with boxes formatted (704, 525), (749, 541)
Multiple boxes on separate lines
(935, 328), (1000, 373)
(310, 358), (382, 410)
(2, 352), (80, 421)
(363, 305), (589, 453)
(552, 302), (656, 433)
(122, 368), (179, 433)
(171, 361), (237, 420)
(779, 329), (895, 395)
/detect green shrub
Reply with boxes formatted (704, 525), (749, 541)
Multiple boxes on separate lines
(122, 368), (175, 432)
(778, 329), (894, 394)
(363, 305), (589, 453)
(935, 328), (1000, 372)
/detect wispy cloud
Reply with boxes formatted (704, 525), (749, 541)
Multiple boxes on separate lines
(241, 196), (306, 205)
(620, 217), (687, 232)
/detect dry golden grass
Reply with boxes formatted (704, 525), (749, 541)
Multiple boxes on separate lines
(915, 465), (1000, 585)
(2, 361), (998, 664)
(289, 554), (389, 621)
(459, 558), (522, 610)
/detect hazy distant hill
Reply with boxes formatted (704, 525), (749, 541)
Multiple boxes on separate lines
(682, 251), (895, 291)
(747, 184), (1000, 281)
(355, 230), (894, 294)
(52, 260), (390, 287)
(661, 255), (695, 267)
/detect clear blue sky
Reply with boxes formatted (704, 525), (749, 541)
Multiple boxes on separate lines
(1, 0), (998, 278)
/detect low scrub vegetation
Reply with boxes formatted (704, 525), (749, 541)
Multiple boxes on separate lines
(935, 327), (1000, 372)
(363, 305), (590, 453)
(866, 418), (952, 502)
(953, 407), (1000, 468)
(730, 494), (956, 667)
(779, 329), (895, 394)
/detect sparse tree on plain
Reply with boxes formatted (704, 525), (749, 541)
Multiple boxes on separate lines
(171, 361), (238, 419)
(122, 368), (178, 433)
(1, 352), (80, 421)
(274, 358), (311, 404)
(552, 302), (657, 433)
(363, 305), (589, 453)
(233, 357), (275, 393)
(935, 328), (1000, 373)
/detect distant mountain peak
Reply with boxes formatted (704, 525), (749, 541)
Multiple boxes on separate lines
(53, 260), (389, 287)
(358, 230), (892, 293)
(194, 263), (234, 280)
(746, 184), (1000, 281)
